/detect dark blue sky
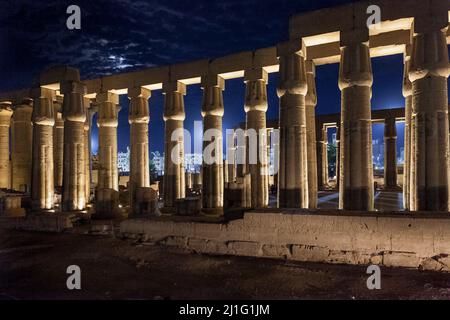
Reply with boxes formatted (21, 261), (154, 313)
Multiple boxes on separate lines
(0, 0), (447, 154)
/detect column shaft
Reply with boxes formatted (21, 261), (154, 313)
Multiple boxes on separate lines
(128, 87), (151, 214)
(245, 69), (269, 208)
(409, 19), (450, 211)
(31, 88), (55, 211)
(61, 81), (87, 212)
(277, 41), (309, 208)
(305, 61), (318, 208)
(83, 104), (91, 203)
(97, 93), (119, 191)
(163, 81), (186, 209)
(384, 117), (397, 188)
(0, 104), (13, 189)
(53, 96), (64, 188)
(338, 35), (374, 210)
(403, 47), (412, 210)
(11, 102), (33, 192)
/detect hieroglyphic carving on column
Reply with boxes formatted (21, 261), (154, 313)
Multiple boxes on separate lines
(277, 40), (309, 208)
(408, 13), (450, 211)
(61, 80), (87, 212)
(0, 102), (13, 189)
(11, 99), (33, 192)
(201, 74), (224, 213)
(244, 68), (269, 208)
(338, 29), (374, 211)
(31, 87), (55, 211)
(402, 45), (412, 210)
(53, 95), (64, 188)
(163, 81), (186, 210)
(128, 87), (151, 215)
(305, 60), (318, 208)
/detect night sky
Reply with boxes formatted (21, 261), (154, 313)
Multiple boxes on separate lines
(0, 0), (448, 155)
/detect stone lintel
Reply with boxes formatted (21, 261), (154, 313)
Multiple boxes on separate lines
(30, 87), (56, 100)
(96, 91), (119, 105)
(201, 74), (225, 90)
(60, 81), (87, 95)
(340, 28), (369, 47)
(162, 81), (186, 96)
(277, 39), (305, 57)
(244, 68), (268, 83)
(128, 87), (151, 100)
(40, 66), (80, 85)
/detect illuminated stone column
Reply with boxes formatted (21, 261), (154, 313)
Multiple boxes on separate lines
(83, 97), (92, 203)
(338, 30), (374, 210)
(96, 92), (120, 216)
(409, 15), (450, 211)
(61, 80), (87, 212)
(163, 81), (186, 210)
(201, 74), (224, 213)
(384, 117), (397, 189)
(305, 61), (318, 208)
(335, 124), (341, 190)
(11, 100), (33, 192)
(316, 124), (327, 191)
(402, 46), (412, 210)
(0, 102), (13, 189)
(128, 87), (151, 214)
(31, 87), (55, 211)
(53, 95), (64, 188)
(244, 68), (269, 208)
(277, 40), (309, 208)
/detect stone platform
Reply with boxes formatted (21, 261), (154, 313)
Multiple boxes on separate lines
(120, 209), (450, 272)
(9, 212), (86, 233)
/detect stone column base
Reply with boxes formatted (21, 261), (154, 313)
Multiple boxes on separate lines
(94, 188), (121, 219)
(130, 187), (160, 217)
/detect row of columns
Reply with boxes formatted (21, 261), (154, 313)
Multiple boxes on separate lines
(1, 15), (448, 214)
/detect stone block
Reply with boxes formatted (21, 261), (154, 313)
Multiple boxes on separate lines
(227, 241), (261, 257)
(175, 197), (201, 216)
(291, 244), (330, 262)
(382, 251), (421, 268)
(261, 244), (291, 258)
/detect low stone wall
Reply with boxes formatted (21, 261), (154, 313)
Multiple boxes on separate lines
(13, 213), (76, 232)
(120, 210), (450, 272)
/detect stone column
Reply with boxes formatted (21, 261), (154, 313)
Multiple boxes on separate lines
(128, 87), (151, 214)
(335, 124), (341, 190)
(402, 46), (412, 210)
(316, 123), (325, 190)
(83, 97), (92, 203)
(408, 14), (450, 211)
(31, 87), (55, 211)
(60, 81), (87, 212)
(244, 68), (269, 208)
(0, 102), (13, 189)
(53, 95), (64, 189)
(384, 117), (397, 189)
(338, 30), (374, 211)
(276, 40), (309, 208)
(201, 74), (224, 214)
(321, 126), (329, 188)
(163, 81), (186, 210)
(305, 61), (318, 208)
(11, 100), (33, 192)
(96, 92), (120, 216)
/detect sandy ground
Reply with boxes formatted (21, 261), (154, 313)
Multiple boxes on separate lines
(1, 227), (450, 300)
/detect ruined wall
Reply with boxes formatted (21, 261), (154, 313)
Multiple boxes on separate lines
(120, 211), (450, 272)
